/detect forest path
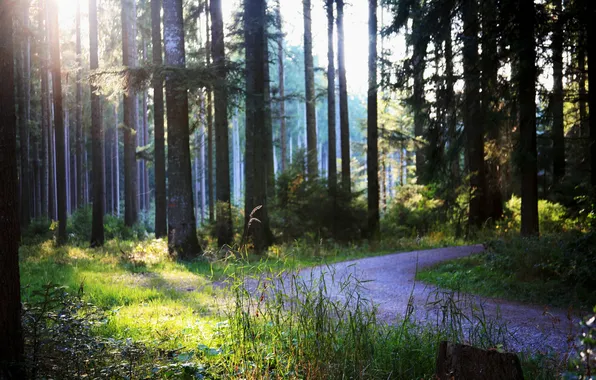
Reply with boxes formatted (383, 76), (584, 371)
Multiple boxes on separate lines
(296, 245), (579, 354)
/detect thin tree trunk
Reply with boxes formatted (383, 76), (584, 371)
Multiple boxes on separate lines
(518, 0), (539, 235)
(412, 1), (428, 184)
(326, 0), (337, 191)
(205, 2), (214, 223)
(337, 0), (350, 190)
(263, 7), (275, 196)
(463, 0), (486, 229)
(552, 0), (565, 185)
(114, 104), (120, 216)
(16, 3), (31, 227)
(76, 0), (84, 209)
(164, 0), (202, 258)
(211, 0), (233, 245)
(367, 0), (379, 236)
(90, 0), (104, 246)
(152, 0), (167, 237)
(303, 0), (318, 177)
(587, 0), (596, 190)
(40, 0), (50, 218)
(482, 0), (503, 221)
(122, 0), (138, 227)
(49, 0), (67, 242)
(276, 0), (287, 171)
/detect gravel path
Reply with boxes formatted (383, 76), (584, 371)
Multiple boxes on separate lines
(297, 245), (581, 354)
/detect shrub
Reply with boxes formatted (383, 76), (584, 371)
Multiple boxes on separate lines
(502, 195), (576, 234)
(271, 160), (366, 242)
(381, 185), (444, 238)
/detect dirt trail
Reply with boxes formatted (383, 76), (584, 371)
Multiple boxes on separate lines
(299, 245), (580, 354)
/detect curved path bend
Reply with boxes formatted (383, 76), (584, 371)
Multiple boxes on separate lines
(298, 245), (580, 354)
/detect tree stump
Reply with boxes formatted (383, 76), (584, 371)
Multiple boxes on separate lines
(435, 341), (524, 380)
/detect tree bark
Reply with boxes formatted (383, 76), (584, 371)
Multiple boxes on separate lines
(49, 0), (68, 243)
(552, 0), (565, 185)
(587, 0), (596, 190)
(163, 0), (203, 259)
(462, 0), (486, 229)
(211, 0), (234, 246)
(412, 1), (428, 184)
(481, 0), (503, 221)
(367, 0), (379, 237)
(16, 2), (31, 228)
(337, 0), (350, 191)
(90, 0), (105, 247)
(276, 0), (287, 172)
(244, 0), (273, 252)
(326, 0), (337, 191)
(121, 0), (138, 227)
(152, 0), (167, 238)
(0, 4), (25, 375)
(205, 2), (214, 223)
(40, 0), (50, 218)
(303, 0), (318, 177)
(76, 0), (84, 209)
(518, 0), (539, 236)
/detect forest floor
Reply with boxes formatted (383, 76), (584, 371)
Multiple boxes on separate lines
(249, 245), (581, 355)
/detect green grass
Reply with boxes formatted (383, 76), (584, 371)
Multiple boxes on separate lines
(18, 236), (580, 379)
(417, 234), (596, 310)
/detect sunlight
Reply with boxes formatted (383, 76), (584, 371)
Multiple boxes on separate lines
(57, 0), (80, 27)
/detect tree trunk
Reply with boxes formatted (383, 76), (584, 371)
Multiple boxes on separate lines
(518, 0), (539, 236)
(114, 104), (121, 216)
(445, 22), (459, 183)
(211, 0), (234, 246)
(412, 2), (428, 184)
(205, 2), (214, 223)
(0, 4), (25, 375)
(276, 0), (287, 172)
(302, 0), (318, 177)
(588, 0), (596, 190)
(326, 0), (337, 191)
(463, 0), (486, 229)
(40, 0), (50, 218)
(49, 0), (68, 243)
(121, 0), (138, 227)
(90, 0), (105, 246)
(367, 0), (379, 237)
(481, 0), (503, 221)
(152, 0), (167, 238)
(163, 0), (203, 259)
(337, 0), (350, 191)
(16, 3), (31, 228)
(76, 0), (84, 209)
(244, 0), (273, 253)
(552, 0), (565, 185)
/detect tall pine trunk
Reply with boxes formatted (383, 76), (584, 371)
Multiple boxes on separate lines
(276, 0), (287, 172)
(90, 0), (105, 246)
(518, 0), (539, 235)
(303, 0), (318, 177)
(552, 0), (565, 185)
(205, 3), (214, 223)
(337, 0), (350, 190)
(163, 0), (203, 259)
(244, 0), (273, 252)
(76, 0), (84, 209)
(462, 0), (486, 229)
(152, 0), (167, 238)
(587, 0), (596, 190)
(0, 3), (25, 375)
(412, 2), (428, 184)
(211, 0), (233, 246)
(481, 0), (503, 221)
(49, 0), (68, 243)
(367, 0), (379, 237)
(17, 2), (31, 227)
(121, 0), (139, 227)
(326, 0), (337, 190)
